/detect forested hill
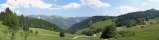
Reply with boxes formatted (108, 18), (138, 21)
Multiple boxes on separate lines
(68, 9), (159, 33)
(0, 8), (62, 32)
(68, 16), (114, 33)
(28, 15), (88, 30)
(21, 17), (62, 32)
(115, 9), (159, 27)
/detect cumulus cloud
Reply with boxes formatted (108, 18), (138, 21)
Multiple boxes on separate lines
(30, 0), (52, 9)
(80, 0), (111, 9)
(0, 0), (111, 11)
(0, 0), (53, 11)
(50, 0), (111, 10)
(62, 2), (81, 9)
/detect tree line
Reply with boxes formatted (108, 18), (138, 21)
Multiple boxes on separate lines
(0, 8), (63, 40)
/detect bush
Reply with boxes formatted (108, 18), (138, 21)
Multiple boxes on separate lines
(100, 25), (116, 39)
(119, 30), (135, 37)
(60, 32), (65, 37)
(141, 26), (144, 28)
(82, 30), (94, 36)
(30, 30), (33, 33)
(126, 20), (137, 28)
(150, 22), (153, 25)
(35, 31), (38, 34)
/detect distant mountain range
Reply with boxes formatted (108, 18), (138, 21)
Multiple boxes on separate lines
(27, 15), (88, 30)
(68, 9), (159, 33)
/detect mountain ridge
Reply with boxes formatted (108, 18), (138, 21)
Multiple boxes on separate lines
(27, 15), (88, 30)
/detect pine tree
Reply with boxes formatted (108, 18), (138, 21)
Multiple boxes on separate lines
(1, 8), (20, 40)
(35, 30), (38, 34)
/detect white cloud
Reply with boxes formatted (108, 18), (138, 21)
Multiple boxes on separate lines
(49, 2), (81, 10)
(0, 0), (111, 11)
(0, 0), (53, 11)
(50, 0), (111, 10)
(14, 10), (21, 15)
(31, 0), (52, 9)
(80, 0), (111, 9)
(110, 6), (138, 16)
(148, 0), (159, 3)
(117, 6), (138, 14)
(62, 2), (81, 9)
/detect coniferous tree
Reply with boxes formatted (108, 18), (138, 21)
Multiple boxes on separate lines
(35, 30), (38, 34)
(0, 8), (20, 40)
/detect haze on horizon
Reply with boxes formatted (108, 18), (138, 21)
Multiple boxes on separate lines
(0, 0), (159, 17)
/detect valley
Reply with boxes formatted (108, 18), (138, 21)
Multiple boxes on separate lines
(0, 0), (159, 40)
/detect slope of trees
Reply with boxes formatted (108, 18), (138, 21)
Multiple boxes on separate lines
(23, 17), (62, 32)
(0, 8), (63, 40)
(0, 8), (62, 32)
(68, 16), (114, 33)
(28, 15), (88, 30)
(0, 8), (20, 40)
(115, 9), (158, 27)
(0, 8), (19, 31)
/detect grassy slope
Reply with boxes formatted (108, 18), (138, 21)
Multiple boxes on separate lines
(21, 28), (102, 40)
(0, 18), (159, 40)
(0, 21), (10, 40)
(76, 19), (113, 34)
(76, 18), (159, 40)
(113, 18), (159, 40)
(0, 21), (96, 40)
(26, 18), (159, 40)
(0, 21), (74, 40)
(74, 19), (114, 40)
(27, 28), (76, 40)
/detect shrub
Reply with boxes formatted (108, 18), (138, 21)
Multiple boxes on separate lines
(35, 31), (38, 34)
(141, 26), (144, 28)
(60, 32), (65, 37)
(126, 20), (137, 28)
(30, 30), (33, 33)
(100, 25), (116, 39)
(82, 30), (94, 36)
(119, 30), (135, 37)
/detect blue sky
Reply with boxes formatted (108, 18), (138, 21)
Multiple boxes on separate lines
(0, 0), (159, 17)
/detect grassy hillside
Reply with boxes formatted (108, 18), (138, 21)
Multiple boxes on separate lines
(0, 21), (99, 40)
(0, 17), (158, 40)
(76, 19), (113, 34)
(0, 21), (10, 40)
(113, 18), (159, 40)
(27, 28), (102, 40)
(69, 16), (114, 33)
(26, 28), (74, 40)
(0, 8), (62, 32)
(75, 18), (159, 40)
(115, 9), (159, 27)
(0, 22), (73, 40)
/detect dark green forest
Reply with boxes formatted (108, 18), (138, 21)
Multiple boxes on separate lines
(0, 8), (62, 32)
